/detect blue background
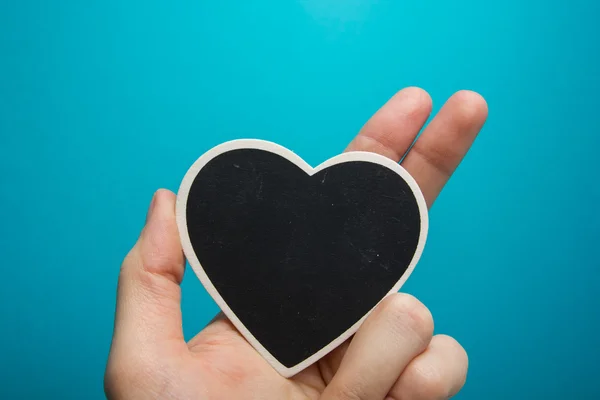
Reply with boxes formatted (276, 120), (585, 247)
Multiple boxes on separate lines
(1, 1), (598, 399)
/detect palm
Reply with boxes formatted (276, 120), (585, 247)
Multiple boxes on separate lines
(186, 317), (329, 399)
(106, 88), (488, 400)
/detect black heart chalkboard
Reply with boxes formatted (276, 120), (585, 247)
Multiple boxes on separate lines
(176, 140), (428, 377)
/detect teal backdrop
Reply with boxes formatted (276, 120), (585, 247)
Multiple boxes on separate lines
(1, 1), (598, 399)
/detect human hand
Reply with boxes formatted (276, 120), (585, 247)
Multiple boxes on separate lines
(104, 87), (488, 400)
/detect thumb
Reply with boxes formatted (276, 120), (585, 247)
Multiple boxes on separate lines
(111, 189), (186, 351)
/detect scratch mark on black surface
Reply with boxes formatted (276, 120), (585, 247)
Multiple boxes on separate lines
(358, 249), (372, 264)
(347, 239), (357, 250)
(347, 240), (372, 265)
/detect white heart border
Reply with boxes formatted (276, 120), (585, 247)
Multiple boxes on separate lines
(175, 139), (429, 378)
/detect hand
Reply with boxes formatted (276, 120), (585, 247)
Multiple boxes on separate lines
(105, 87), (488, 400)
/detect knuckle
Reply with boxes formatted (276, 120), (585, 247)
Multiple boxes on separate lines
(379, 293), (434, 341)
(119, 243), (183, 296)
(120, 247), (140, 273)
(410, 143), (455, 178)
(104, 361), (119, 391)
(104, 357), (141, 397)
(106, 355), (145, 386)
(140, 241), (184, 285)
(141, 245), (180, 278)
(104, 353), (168, 399)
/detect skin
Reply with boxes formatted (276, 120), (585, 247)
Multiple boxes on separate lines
(104, 87), (488, 400)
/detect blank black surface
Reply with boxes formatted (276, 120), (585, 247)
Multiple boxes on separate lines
(186, 149), (422, 368)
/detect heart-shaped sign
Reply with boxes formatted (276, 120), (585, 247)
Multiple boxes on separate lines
(176, 139), (428, 377)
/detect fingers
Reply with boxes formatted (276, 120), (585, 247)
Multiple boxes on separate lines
(345, 87), (433, 161)
(111, 189), (186, 351)
(320, 293), (434, 400)
(402, 90), (488, 206)
(387, 334), (468, 400)
(321, 89), (485, 384)
(345, 88), (488, 207)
